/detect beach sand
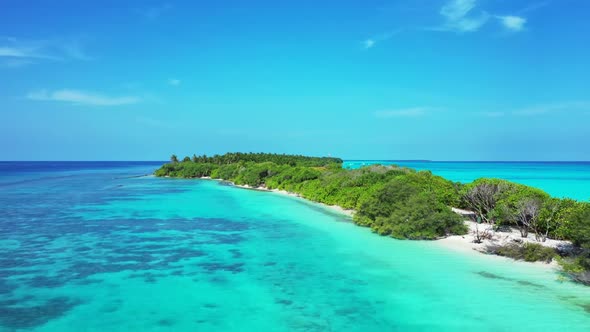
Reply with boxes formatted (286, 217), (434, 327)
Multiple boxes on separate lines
(198, 177), (567, 269)
(434, 220), (569, 269)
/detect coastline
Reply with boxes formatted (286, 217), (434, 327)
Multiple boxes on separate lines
(433, 234), (561, 270)
(191, 176), (562, 270)
(432, 219), (571, 270)
(200, 176), (355, 217)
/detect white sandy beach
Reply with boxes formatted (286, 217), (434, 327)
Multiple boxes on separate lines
(229, 182), (355, 217)
(434, 219), (570, 269)
(197, 177), (567, 269)
(196, 177), (355, 217)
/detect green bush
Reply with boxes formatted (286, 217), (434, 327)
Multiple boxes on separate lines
(557, 255), (590, 285)
(491, 242), (556, 263)
(353, 174), (466, 240)
(153, 149), (589, 283)
(568, 203), (590, 249)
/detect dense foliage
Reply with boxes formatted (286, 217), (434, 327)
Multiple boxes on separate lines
(172, 152), (342, 167)
(559, 204), (590, 285)
(155, 153), (467, 240)
(459, 178), (590, 243)
(156, 152), (590, 283)
(485, 242), (557, 263)
(460, 177), (590, 283)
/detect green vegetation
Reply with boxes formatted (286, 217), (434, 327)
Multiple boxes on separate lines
(486, 242), (557, 263)
(460, 178), (588, 243)
(459, 178), (590, 284)
(155, 152), (590, 284)
(557, 204), (590, 285)
(156, 153), (466, 240)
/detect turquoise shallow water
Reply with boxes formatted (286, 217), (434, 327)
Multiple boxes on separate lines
(1, 162), (590, 331)
(344, 161), (590, 201)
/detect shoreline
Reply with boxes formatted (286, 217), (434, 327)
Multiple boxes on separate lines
(433, 234), (561, 270)
(432, 219), (571, 270)
(186, 176), (564, 270)
(199, 176), (355, 218)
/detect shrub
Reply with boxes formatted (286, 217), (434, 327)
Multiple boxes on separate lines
(487, 242), (556, 263)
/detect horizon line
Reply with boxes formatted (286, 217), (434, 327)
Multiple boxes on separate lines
(2, 160), (590, 163)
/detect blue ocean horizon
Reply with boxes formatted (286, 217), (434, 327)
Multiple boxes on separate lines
(1, 161), (590, 331)
(346, 160), (590, 201)
(3, 160), (589, 201)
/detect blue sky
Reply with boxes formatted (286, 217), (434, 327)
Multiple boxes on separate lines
(1, 0), (589, 161)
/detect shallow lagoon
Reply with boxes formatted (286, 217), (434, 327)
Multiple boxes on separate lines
(344, 161), (590, 201)
(1, 162), (590, 331)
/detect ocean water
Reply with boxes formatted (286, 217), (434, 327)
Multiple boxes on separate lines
(1, 162), (590, 331)
(344, 161), (590, 201)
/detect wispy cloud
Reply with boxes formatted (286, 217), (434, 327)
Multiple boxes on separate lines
(514, 101), (590, 116)
(167, 78), (181, 86)
(429, 0), (531, 33)
(440, 0), (477, 21)
(437, 0), (490, 32)
(478, 101), (590, 117)
(363, 0), (537, 44)
(27, 89), (141, 106)
(363, 39), (375, 49)
(518, 1), (551, 14)
(496, 15), (527, 31)
(0, 37), (91, 67)
(375, 107), (432, 118)
(362, 29), (403, 49)
(0, 45), (59, 60)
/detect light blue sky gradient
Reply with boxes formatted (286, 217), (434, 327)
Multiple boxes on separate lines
(1, 0), (589, 161)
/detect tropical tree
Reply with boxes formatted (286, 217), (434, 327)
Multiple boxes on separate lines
(170, 154), (179, 163)
(515, 198), (543, 238)
(462, 179), (508, 224)
(569, 203), (590, 249)
(495, 185), (549, 238)
(538, 198), (577, 241)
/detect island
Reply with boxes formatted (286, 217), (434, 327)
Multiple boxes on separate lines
(155, 152), (590, 285)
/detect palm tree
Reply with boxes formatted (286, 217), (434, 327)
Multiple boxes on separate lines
(170, 154), (179, 163)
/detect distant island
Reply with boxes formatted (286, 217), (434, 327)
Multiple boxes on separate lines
(155, 152), (590, 285)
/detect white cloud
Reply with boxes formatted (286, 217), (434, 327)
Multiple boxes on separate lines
(451, 14), (490, 32)
(437, 0), (490, 32)
(375, 107), (431, 118)
(361, 29), (402, 50)
(0, 38), (91, 68)
(513, 101), (590, 116)
(363, 39), (375, 49)
(0, 46), (57, 60)
(497, 15), (527, 31)
(27, 89), (141, 106)
(440, 0), (477, 21)
(167, 78), (181, 86)
(518, 1), (550, 14)
(0, 47), (30, 57)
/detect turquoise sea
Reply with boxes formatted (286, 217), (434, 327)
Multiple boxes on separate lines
(1, 161), (590, 331)
(344, 161), (590, 201)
